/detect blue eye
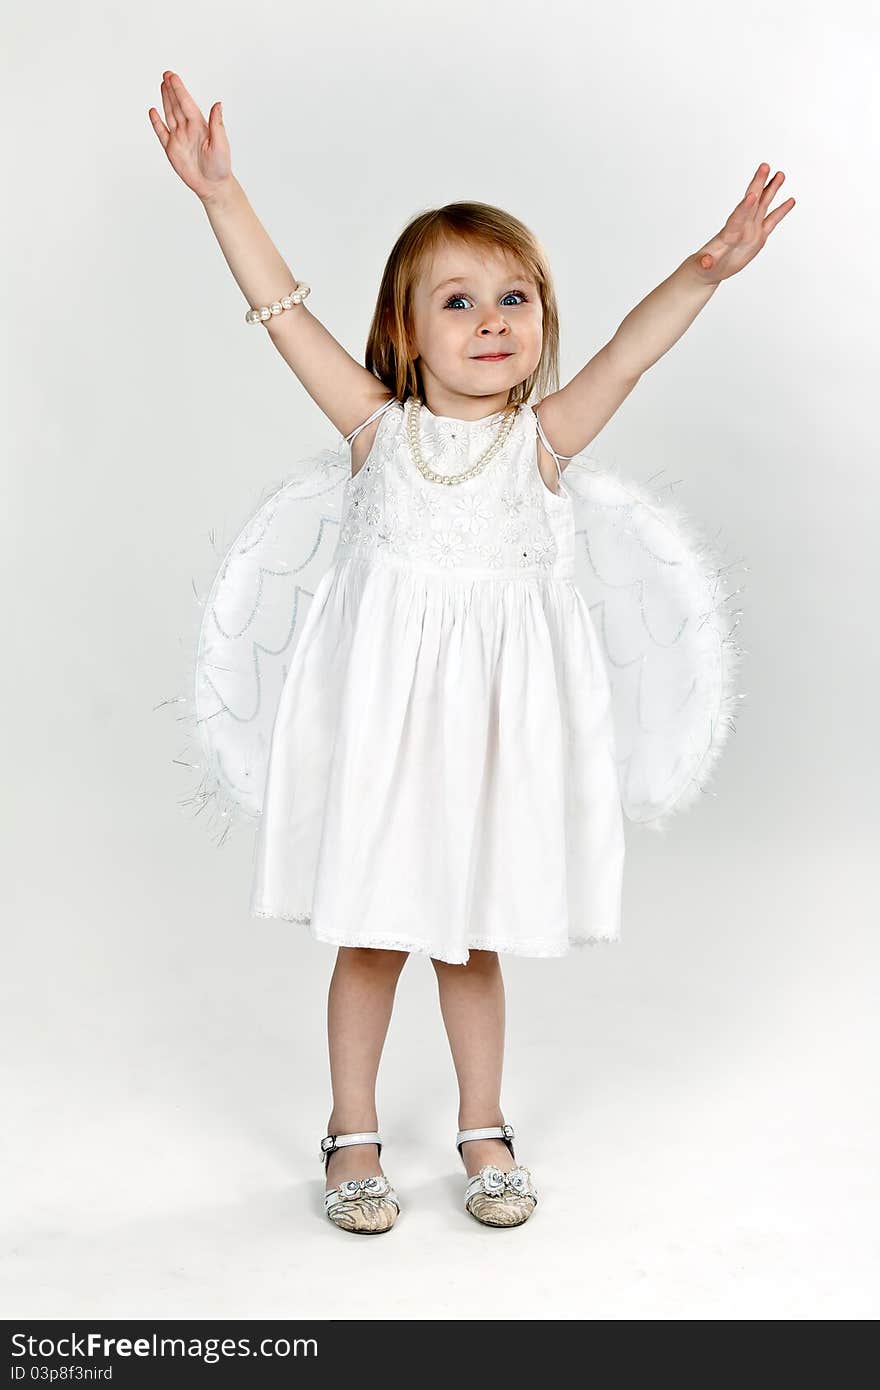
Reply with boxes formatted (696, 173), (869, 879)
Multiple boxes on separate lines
(443, 291), (529, 310)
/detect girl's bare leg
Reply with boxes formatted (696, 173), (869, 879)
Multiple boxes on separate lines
(431, 950), (516, 1177)
(324, 946), (409, 1190)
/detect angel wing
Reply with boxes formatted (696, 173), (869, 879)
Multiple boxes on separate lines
(156, 438), (351, 844)
(562, 455), (746, 832)
(158, 434), (746, 844)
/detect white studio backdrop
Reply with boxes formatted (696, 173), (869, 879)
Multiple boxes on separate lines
(2, 0), (878, 1320)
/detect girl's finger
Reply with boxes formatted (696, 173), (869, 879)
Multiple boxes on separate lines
(208, 101), (223, 144)
(164, 71), (187, 129)
(148, 107), (170, 149)
(746, 161), (770, 200)
(757, 171), (785, 217)
(169, 71), (206, 128)
(160, 76), (177, 133)
(762, 198), (796, 236)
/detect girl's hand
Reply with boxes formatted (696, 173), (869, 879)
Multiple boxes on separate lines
(693, 162), (796, 283)
(148, 71), (231, 201)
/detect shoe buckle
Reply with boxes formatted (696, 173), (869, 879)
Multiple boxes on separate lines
(501, 1123), (515, 1140)
(320, 1135), (336, 1158)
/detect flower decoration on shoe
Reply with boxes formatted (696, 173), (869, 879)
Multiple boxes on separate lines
(464, 1163), (538, 1227)
(476, 1165), (536, 1199)
(325, 1174), (400, 1234)
(337, 1175), (392, 1201)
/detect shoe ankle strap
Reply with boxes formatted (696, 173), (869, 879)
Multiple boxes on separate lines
(320, 1130), (382, 1166)
(456, 1123), (515, 1157)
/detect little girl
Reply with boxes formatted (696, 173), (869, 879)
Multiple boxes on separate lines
(150, 71), (794, 1235)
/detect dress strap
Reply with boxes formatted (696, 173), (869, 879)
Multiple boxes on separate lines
(343, 396), (398, 446)
(532, 406), (575, 484)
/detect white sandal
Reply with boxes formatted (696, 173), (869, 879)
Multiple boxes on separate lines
(320, 1129), (401, 1234)
(456, 1122), (538, 1228)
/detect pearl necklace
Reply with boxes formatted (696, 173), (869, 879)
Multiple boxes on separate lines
(405, 397), (519, 486)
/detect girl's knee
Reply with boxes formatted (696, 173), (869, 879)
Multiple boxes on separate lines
(338, 945), (409, 972)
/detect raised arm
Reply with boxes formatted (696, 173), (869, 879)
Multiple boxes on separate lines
(148, 71), (391, 442)
(535, 161), (796, 463)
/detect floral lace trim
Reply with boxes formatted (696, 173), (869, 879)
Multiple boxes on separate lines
(251, 904), (312, 925)
(250, 905), (619, 962)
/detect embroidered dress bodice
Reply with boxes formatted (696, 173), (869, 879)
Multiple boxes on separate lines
(336, 399), (576, 580)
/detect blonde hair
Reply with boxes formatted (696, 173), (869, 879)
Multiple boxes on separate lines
(364, 201), (561, 411)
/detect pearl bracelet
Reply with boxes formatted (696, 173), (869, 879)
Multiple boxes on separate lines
(245, 281), (311, 325)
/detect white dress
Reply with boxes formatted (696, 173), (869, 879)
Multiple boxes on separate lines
(249, 397), (625, 964)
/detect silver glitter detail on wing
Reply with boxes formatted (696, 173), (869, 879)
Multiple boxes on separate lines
(154, 442), (350, 846)
(562, 454), (747, 831)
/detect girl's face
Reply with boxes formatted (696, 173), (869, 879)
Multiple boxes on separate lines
(410, 241), (543, 418)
